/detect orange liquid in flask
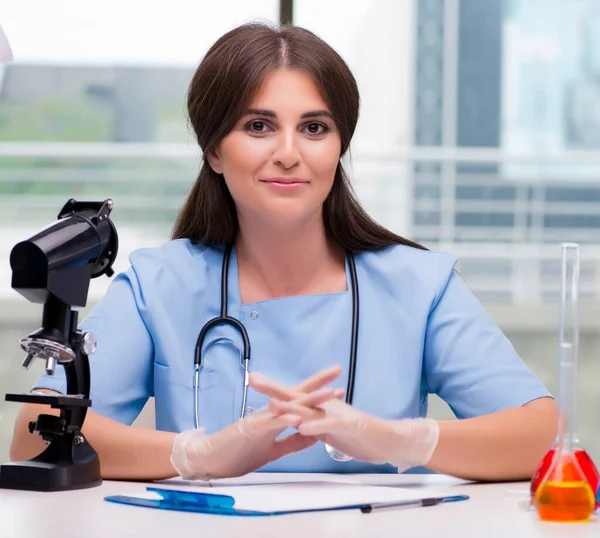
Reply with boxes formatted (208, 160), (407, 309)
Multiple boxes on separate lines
(534, 454), (595, 522)
(531, 447), (599, 506)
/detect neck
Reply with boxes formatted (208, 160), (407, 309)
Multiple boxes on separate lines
(235, 213), (346, 303)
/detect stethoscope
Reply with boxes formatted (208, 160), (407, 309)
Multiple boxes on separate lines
(193, 244), (360, 462)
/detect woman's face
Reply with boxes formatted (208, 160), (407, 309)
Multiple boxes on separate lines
(207, 68), (341, 228)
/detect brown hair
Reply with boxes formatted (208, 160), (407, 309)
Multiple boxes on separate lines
(172, 22), (426, 252)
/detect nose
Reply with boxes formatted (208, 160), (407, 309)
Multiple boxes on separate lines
(271, 130), (301, 169)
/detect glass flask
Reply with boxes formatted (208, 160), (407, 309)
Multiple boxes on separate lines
(533, 243), (597, 522)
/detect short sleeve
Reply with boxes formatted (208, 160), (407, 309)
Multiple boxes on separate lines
(423, 257), (551, 419)
(32, 266), (154, 425)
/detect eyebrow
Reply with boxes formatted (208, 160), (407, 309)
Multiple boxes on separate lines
(245, 108), (334, 120)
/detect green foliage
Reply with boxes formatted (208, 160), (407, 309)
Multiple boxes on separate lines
(0, 96), (111, 142)
(0, 95), (195, 222)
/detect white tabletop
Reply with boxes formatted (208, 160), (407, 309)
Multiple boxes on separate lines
(0, 473), (598, 538)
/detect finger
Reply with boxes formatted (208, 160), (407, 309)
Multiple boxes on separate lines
(295, 387), (338, 408)
(270, 432), (318, 460)
(249, 373), (297, 401)
(295, 365), (342, 393)
(250, 366), (342, 402)
(268, 398), (325, 421)
(267, 387), (342, 419)
(334, 388), (345, 400)
(270, 413), (303, 432)
(245, 408), (302, 432)
(249, 405), (269, 417)
(297, 417), (343, 437)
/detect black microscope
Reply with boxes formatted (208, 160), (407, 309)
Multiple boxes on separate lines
(0, 199), (118, 492)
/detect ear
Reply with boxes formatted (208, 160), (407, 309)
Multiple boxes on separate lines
(206, 149), (223, 175)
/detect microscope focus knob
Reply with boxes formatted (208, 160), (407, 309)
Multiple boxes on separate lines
(81, 332), (97, 356)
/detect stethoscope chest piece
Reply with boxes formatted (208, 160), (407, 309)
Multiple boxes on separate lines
(325, 443), (353, 462)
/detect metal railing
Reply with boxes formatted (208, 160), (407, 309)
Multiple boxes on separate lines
(1, 142), (600, 304)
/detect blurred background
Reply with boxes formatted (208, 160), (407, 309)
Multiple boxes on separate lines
(0, 0), (599, 465)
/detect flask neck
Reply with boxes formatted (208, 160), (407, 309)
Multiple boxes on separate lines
(557, 342), (579, 451)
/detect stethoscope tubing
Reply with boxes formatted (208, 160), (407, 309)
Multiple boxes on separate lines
(193, 245), (359, 445)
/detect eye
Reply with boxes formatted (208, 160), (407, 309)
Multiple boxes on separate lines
(304, 122), (329, 135)
(245, 120), (272, 133)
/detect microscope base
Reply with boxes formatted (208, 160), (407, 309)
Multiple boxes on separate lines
(0, 438), (102, 492)
(0, 460), (102, 492)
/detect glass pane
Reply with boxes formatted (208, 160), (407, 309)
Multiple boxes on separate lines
(0, 0), (279, 465)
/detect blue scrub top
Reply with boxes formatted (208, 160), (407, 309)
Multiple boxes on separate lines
(33, 239), (550, 474)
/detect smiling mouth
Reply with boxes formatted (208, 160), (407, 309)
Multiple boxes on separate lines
(260, 179), (309, 189)
(262, 181), (307, 186)
(260, 178), (309, 185)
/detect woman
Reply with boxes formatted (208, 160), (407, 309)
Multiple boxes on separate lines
(11, 22), (557, 482)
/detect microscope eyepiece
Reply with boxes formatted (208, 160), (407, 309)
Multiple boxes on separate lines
(10, 198), (118, 307)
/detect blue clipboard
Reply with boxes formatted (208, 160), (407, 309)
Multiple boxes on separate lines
(104, 487), (470, 517)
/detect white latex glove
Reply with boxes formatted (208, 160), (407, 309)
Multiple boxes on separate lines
(170, 366), (344, 480)
(254, 376), (439, 473)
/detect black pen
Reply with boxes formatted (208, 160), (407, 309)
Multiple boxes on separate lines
(359, 494), (470, 514)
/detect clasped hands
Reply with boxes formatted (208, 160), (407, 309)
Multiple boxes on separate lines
(251, 366), (440, 472)
(171, 365), (439, 481)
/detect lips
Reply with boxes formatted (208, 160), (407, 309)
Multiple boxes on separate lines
(260, 178), (308, 185)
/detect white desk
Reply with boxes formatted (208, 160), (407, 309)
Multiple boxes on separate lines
(0, 473), (597, 538)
